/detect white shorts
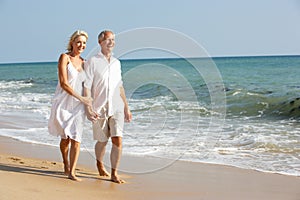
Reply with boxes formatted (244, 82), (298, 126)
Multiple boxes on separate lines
(92, 111), (124, 142)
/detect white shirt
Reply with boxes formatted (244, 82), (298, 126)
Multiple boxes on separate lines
(84, 51), (124, 116)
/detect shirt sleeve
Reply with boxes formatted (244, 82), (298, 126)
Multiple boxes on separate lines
(118, 60), (123, 87)
(84, 58), (94, 89)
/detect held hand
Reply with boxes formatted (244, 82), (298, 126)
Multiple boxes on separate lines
(86, 108), (99, 123)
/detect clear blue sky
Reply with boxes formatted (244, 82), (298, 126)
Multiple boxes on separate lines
(1, 0), (300, 63)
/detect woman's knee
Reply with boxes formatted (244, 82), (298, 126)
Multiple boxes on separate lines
(70, 139), (80, 149)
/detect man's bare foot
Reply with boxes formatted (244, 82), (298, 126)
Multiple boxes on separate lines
(111, 175), (125, 184)
(68, 174), (82, 181)
(96, 160), (110, 177)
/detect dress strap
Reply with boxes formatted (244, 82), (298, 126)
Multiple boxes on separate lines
(66, 54), (71, 64)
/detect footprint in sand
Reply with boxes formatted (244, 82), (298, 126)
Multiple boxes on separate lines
(9, 157), (25, 164)
(9, 157), (21, 161)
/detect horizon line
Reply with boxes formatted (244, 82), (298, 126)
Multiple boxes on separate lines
(0, 54), (299, 65)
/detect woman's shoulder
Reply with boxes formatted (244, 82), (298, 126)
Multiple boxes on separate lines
(59, 53), (70, 61)
(57, 53), (71, 67)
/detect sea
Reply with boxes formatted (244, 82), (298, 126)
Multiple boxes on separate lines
(0, 55), (299, 176)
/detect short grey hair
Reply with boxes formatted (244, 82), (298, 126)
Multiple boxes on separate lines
(98, 30), (114, 43)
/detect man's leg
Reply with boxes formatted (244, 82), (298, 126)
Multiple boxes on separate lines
(95, 141), (110, 176)
(110, 136), (124, 183)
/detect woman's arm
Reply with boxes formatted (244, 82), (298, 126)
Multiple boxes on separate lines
(58, 54), (92, 106)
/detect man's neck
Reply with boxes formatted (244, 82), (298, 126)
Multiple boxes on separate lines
(101, 50), (112, 63)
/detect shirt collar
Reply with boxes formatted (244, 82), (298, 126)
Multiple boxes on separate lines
(97, 50), (114, 58)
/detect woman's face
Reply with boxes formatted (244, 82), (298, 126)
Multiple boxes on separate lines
(72, 35), (87, 54)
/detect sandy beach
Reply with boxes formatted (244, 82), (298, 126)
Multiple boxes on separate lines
(0, 136), (299, 200)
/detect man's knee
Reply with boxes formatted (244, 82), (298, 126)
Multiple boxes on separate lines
(111, 136), (122, 148)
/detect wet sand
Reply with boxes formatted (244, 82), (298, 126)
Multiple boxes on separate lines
(0, 136), (299, 200)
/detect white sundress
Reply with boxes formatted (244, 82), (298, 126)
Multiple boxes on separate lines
(48, 61), (86, 142)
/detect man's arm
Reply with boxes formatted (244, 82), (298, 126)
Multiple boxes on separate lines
(83, 58), (99, 122)
(120, 86), (132, 122)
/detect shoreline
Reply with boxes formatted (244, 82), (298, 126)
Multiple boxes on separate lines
(1, 135), (300, 200)
(2, 132), (299, 177)
(1, 132), (299, 177)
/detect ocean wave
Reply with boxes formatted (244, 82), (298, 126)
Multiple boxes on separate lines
(0, 79), (34, 89)
(226, 88), (300, 119)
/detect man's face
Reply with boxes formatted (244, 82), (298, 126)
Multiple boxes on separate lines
(100, 32), (115, 53)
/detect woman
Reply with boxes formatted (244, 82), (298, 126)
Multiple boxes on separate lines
(48, 30), (92, 181)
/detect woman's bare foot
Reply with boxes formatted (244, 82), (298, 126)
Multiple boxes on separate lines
(96, 160), (110, 177)
(64, 164), (70, 176)
(68, 174), (82, 181)
(111, 174), (125, 184)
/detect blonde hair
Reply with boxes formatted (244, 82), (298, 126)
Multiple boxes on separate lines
(67, 30), (88, 52)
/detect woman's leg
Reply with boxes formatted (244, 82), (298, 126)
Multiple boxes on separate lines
(68, 139), (81, 181)
(60, 138), (70, 175)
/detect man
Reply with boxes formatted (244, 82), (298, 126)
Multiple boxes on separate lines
(84, 30), (132, 183)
